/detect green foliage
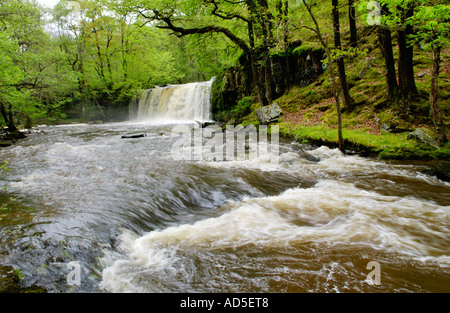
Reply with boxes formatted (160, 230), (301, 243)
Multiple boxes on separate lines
(409, 3), (450, 50)
(0, 0), (447, 132)
(0, 0), (243, 126)
(231, 97), (254, 118)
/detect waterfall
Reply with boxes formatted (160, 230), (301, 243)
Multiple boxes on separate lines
(133, 78), (214, 122)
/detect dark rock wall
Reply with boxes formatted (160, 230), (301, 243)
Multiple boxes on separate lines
(211, 47), (325, 119)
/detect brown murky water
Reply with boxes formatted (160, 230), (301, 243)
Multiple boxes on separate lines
(0, 122), (449, 293)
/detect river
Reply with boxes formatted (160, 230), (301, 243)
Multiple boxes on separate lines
(0, 82), (449, 293)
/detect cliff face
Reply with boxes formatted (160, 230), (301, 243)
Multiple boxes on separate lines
(211, 46), (325, 119)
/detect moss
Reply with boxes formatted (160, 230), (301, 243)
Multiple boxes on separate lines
(0, 265), (47, 293)
(292, 43), (325, 57)
(277, 123), (449, 160)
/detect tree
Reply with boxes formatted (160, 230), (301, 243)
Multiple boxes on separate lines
(128, 0), (282, 107)
(276, 0), (290, 91)
(349, 0), (357, 48)
(377, 3), (399, 103)
(368, 0), (418, 113)
(302, 0), (344, 151)
(396, 0), (418, 114)
(0, 0), (60, 129)
(410, 2), (449, 144)
(332, 0), (355, 111)
(51, 0), (188, 121)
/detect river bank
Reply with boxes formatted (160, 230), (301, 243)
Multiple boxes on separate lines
(277, 122), (450, 161)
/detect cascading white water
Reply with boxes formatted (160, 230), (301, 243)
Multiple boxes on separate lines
(134, 78), (214, 122)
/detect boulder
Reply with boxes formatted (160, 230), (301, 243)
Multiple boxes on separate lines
(255, 102), (283, 125)
(375, 117), (412, 133)
(422, 162), (450, 182)
(407, 128), (440, 149)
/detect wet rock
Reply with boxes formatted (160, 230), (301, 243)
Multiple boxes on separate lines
(0, 142), (12, 147)
(0, 265), (46, 293)
(298, 150), (320, 163)
(121, 134), (146, 139)
(195, 121), (216, 128)
(0, 130), (26, 141)
(407, 128), (440, 149)
(422, 162), (450, 182)
(255, 102), (283, 125)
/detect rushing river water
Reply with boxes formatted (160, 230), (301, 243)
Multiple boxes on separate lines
(0, 121), (449, 293)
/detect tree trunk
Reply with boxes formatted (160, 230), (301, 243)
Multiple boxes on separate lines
(348, 0), (357, 48)
(303, 0), (344, 152)
(0, 103), (17, 132)
(121, 21), (129, 82)
(250, 50), (269, 107)
(430, 45), (447, 145)
(332, 0), (355, 111)
(259, 0), (273, 105)
(247, 2), (268, 107)
(283, 1), (290, 91)
(397, 5), (417, 114)
(378, 23), (398, 102)
(264, 57), (273, 105)
(276, 0), (290, 91)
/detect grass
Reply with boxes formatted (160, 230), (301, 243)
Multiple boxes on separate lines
(278, 123), (450, 160)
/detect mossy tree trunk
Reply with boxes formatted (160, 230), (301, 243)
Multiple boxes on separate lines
(397, 4), (418, 114)
(332, 0), (355, 111)
(348, 0), (357, 48)
(0, 102), (17, 132)
(430, 45), (447, 145)
(377, 4), (399, 103)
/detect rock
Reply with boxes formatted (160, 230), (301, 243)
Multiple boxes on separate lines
(422, 162), (450, 182)
(121, 134), (146, 139)
(375, 117), (412, 133)
(417, 71), (427, 78)
(0, 266), (21, 293)
(357, 60), (374, 80)
(195, 121), (216, 128)
(255, 102), (283, 125)
(407, 128), (440, 148)
(0, 142), (12, 147)
(1, 130), (26, 140)
(0, 265), (46, 293)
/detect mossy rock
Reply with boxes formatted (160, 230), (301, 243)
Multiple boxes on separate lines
(407, 128), (440, 149)
(0, 265), (47, 293)
(0, 266), (21, 293)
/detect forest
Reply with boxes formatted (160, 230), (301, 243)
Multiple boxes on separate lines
(0, 0), (449, 158)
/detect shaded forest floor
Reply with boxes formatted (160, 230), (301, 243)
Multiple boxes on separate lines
(240, 31), (450, 160)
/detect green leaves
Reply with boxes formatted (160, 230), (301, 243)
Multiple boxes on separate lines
(411, 4), (450, 50)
